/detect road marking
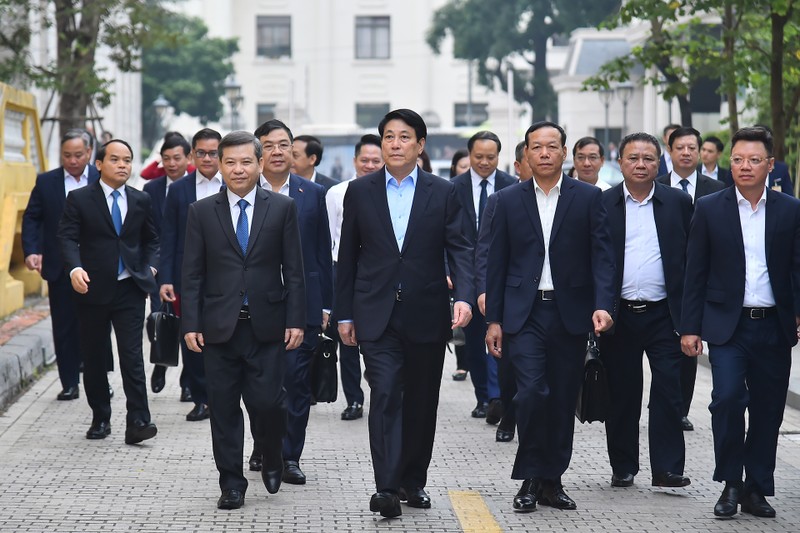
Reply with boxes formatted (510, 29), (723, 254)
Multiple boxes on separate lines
(449, 490), (503, 533)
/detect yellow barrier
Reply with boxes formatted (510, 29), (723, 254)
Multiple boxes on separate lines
(0, 82), (47, 317)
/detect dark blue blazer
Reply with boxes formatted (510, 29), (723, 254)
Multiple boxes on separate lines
(769, 160), (794, 196)
(602, 182), (693, 331)
(142, 176), (168, 234)
(658, 154), (669, 177)
(681, 187), (800, 346)
(314, 172), (338, 191)
(697, 164), (732, 187)
(485, 177), (616, 335)
(158, 172), (202, 292)
(22, 165), (100, 281)
(451, 169), (517, 245)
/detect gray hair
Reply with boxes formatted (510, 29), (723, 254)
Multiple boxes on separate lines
(61, 128), (93, 150)
(218, 130), (263, 160)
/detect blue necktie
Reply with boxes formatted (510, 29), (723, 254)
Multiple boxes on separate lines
(679, 179), (689, 193)
(478, 179), (488, 229)
(111, 190), (124, 275)
(236, 199), (249, 304)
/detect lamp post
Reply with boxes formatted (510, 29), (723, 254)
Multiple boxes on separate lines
(152, 93), (170, 142)
(224, 75), (243, 130)
(598, 88), (614, 147)
(616, 83), (634, 137)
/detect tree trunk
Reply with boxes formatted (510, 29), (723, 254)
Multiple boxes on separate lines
(723, 2), (738, 136)
(530, 18), (554, 121)
(769, 9), (786, 160)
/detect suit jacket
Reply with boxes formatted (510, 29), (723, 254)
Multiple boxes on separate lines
(22, 165), (100, 282)
(142, 176), (168, 234)
(485, 177), (616, 335)
(158, 172), (200, 292)
(336, 167), (475, 343)
(181, 187), (306, 344)
(451, 169), (517, 245)
(602, 182), (693, 331)
(658, 154), (669, 177)
(58, 180), (159, 305)
(656, 172), (726, 201)
(314, 171), (338, 191)
(770, 160), (794, 196)
(697, 164), (732, 187)
(681, 187), (800, 346)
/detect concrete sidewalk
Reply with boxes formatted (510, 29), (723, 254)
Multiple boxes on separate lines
(2, 317), (800, 532)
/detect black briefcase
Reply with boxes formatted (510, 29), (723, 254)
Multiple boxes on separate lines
(575, 334), (610, 423)
(146, 302), (180, 367)
(311, 333), (338, 403)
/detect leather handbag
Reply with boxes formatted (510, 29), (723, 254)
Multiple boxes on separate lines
(575, 333), (610, 424)
(146, 302), (180, 367)
(311, 333), (338, 403)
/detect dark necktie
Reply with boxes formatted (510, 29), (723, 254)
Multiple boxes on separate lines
(679, 179), (689, 193)
(478, 180), (488, 229)
(236, 199), (249, 304)
(111, 190), (124, 275)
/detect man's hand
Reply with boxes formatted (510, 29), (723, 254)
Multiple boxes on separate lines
(452, 301), (472, 329)
(70, 268), (90, 294)
(796, 316), (800, 340)
(159, 284), (176, 302)
(338, 322), (357, 346)
(24, 254), (42, 273)
(477, 293), (486, 316)
(322, 311), (330, 331)
(592, 310), (613, 335)
(681, 335), (703, 357)
(185, 332), (204, 352)
(285, 328), (304, 350)
(486, 322), (503, 358)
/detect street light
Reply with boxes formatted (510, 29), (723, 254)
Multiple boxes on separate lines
(598, 88), (614, 147)
(152, 93), (170, 141)
(224, 75), (243, 130)
(617, 83), (634, 137)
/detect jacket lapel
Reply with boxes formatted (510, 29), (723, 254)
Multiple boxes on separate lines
(455, 174), (477, 229)
(722, 187), (746, 262)
(549, 175), (575, 244)
(90, 180), (116, 234)
(247, 187), (270, 257)
(608, 183), (626, 278)
(288, 174), (306, 215)
(401, 170), (433, 254)
(520, 179), (545, 245)
(121, 185), (138, 234)
(369, 169), (398, 251)
(764, 188), (779, 262)
(214, 191), (244, 258)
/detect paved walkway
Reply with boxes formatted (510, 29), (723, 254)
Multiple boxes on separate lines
(2, 329), (800, 532)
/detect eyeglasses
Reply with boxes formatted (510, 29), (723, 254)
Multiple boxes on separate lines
(730, 156), (772, 167)
(194, 150), (218, 159)
(575, 154), (601, 163)
(263, 142), (292, 152)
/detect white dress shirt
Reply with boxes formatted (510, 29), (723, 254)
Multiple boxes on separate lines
(669, 170), (698, 201)
(620, 184), (667, 301)
(533, 176), (562, 291)
(260, 174), (291, 196)
(326, 175), (356, 261)
(64, 166), (89, 196)
(99, 180), (130, 280)
(701, 164), (719, 180)
(737, 187), (775, 307)
(470, 168), (495, 230)
(195, 171), (223, 201)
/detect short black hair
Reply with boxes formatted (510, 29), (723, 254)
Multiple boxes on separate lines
(572, 136), (605, 157)
(732, 127), (774, 156)
(524, 121), (566, 147)
(468, 130), (501, 153)
(449, 149), (469, 178)
(514, 141), (525, 163)
(254, 119), (294, 142)
(701, 135), (724, 152)
(618, 132), (661, 160)
(161, 132), (191, 156)
(61, 128), (93, 149)
(378, 108), (427, 141)
(97, 139), (133, 161)
(294, 134), (323, 166)
(192, 128), (222, 148)
(218, 131), (263, 160)
(663, 123), (681, 137)
(668, 127), (701, 149)
(354, 134), (381, 157)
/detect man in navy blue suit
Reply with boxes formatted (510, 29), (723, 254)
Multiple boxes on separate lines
(451, 130), (516, 422)
(698, 135), (732, 185)
(248, 119), (333, 486)
(485, 121), (615, 512)
(681, 126), (800, 518)
(291, 134), (339, 190)
(600, 132), (693, 490)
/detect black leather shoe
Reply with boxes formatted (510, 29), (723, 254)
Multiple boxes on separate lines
(261, 449), (283, 494)
(108, 385), (114, 399)
(496, 427), (515, 442)
(180, 387), (193, 402)
(341, 402), (363, 420)
(124, 420), (157, 444)
(611, 472), (634, 487)
(399, 487), (431, 509)
(217, 489), (244, 510)
(486, 399), (504, 425)
(681, 416), (694, 431)
(452, 369), (468, 381)
(86, 421), (111, 439)
(186, 403), (210, 421)
(714, 482), (741, 517)
(513, 479), (537, 512)
(150, 366), (165, 393)
(739, 490), (776, 518)
(652, 472), (691, 487)
(282, 460), (306, 485)
(57, 386), (80, 401)
(370, 491), (402, 518)
(537, 482), (577, 510)
(248, 451), (262, 472)
(471, 401), (488, 418)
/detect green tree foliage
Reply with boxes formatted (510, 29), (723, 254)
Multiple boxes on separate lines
(427, 0), (621, 122)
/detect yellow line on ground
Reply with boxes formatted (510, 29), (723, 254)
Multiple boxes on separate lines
(449, 490), (503, 533)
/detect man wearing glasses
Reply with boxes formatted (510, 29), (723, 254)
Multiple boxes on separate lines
(681, 126), (800, 518)
(156, 128), (223, 422)
(572, 137), (612, 190)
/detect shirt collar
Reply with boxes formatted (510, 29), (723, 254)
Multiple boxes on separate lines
(64, 165), (89, 181)
(259, 173), (291, 191)
(99, 179), (125, 198)
(670, 169), (697, 187)
(532, 174), (563, 196)
(622, 182), (656, 205)
(386, 166), (418, 186)
(470, 168), (496, 187)
(196, 170), (222, 184)
(735, 185), (768, 207)
(227, 186), (257, 208)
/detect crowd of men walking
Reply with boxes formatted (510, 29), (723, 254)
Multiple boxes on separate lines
(21, 109), (800, 522)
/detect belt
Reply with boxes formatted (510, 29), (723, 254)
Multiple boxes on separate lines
(742, 307), (776, 320)
(620, 299), (667, 314)
(239, 306), (251, 320)
(537, 290), (555, 301)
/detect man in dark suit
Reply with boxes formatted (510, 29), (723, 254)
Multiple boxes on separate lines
(600, 132), (693, 490)
(754, 125), (795, 196)
(181, 131), (306, 510)
(681, 126), (800, 518)
(291, 134), (338, 190)
(451, 130), (516, 421)
(249, 119), (333, 486)
(58, 139), (159, 444)
(485, 121), (615, 512)
(656, 126), (726, 431)
(157, 128), (223, 422)
(23, 129), (100, 401)
(698, 135), (732, 185)
(657, 124), (680, 176)
(337, 109), (474, 518)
